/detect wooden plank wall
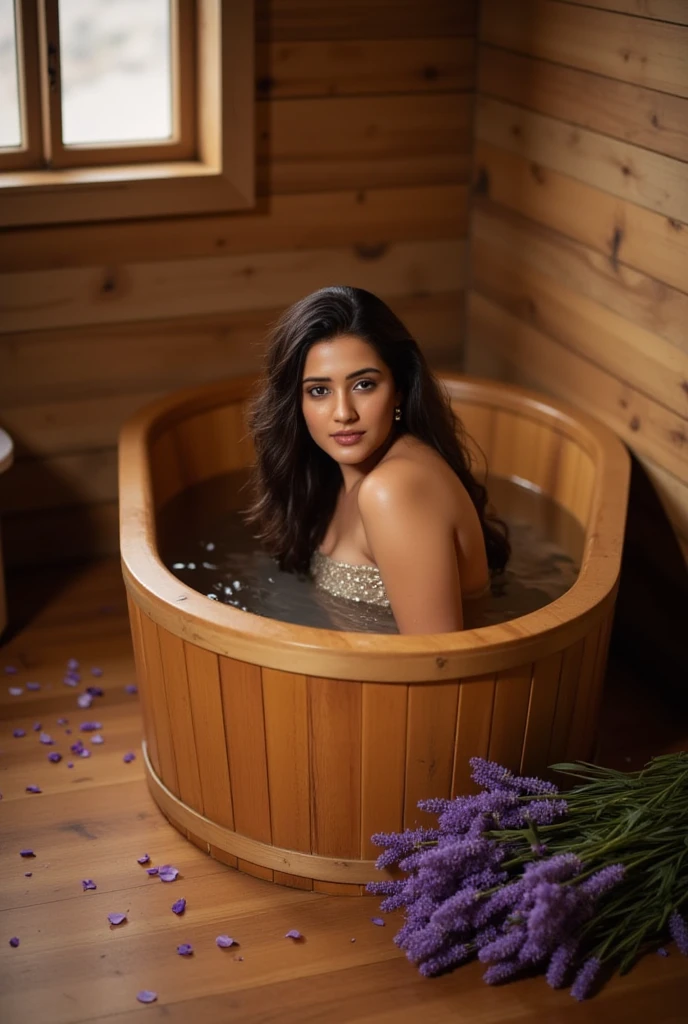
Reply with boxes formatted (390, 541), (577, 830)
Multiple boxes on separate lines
(466, 0), (688, 566)
(0, 0), (477, 565)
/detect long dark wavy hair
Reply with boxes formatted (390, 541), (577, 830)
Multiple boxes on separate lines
(243, 285), (510, 577)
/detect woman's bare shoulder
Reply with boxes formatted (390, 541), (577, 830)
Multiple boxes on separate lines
(358, 439), (447, 508)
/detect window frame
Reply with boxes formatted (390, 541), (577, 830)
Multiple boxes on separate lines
(0, 0), (254, 227)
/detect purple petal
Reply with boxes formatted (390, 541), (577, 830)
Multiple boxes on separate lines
(48, 752), (62, 762)
(13, 729), (26, 738)
(26, 682), (41, 691)
(26, 785), (42, 793)
(86, 686), (104, 697)
(67, 762), (74, 768)
(82, 879), (97, 891)
(177, 943), (193, 956)
(371, 918), (385, 926)
(24, 872), (32, 878)
(79, 748), (92, 758)
(39, 732), (54, 745)
(108, 913), (127, 926)
(70, 741), (84, 754)
(79, 722), (102, 732)
(123, 752), (136, 763)
(4, 665), (18, 674)
(8, 687), (23, 696)
(159, 867), (179, 882)
(91, 667), (103, 677)
(63, 677), (79, 687)
(146, 866), (159, 876)
(136, 991), (157, 1004)
(137, 854), (150, 865)
(9, 937), (19, 947)
(125, 684), (138, 694)
(91, 734), (104, 745)
(65, 728), (72, 735)
(216, 935), (237, 948)
(33, 722), (42, 731)
(171, 898), (186, 915)
(285, 929), (303, 940)
(57, 717), (68, 725)
(67, 659), (79, 671)
(20, 849), (35, 857)
(77, 694), (93, 709)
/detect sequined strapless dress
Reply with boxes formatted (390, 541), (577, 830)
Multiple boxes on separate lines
(310, 550), (491, 608)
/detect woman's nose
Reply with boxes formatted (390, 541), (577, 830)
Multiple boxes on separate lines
(334, 391), (358, 422)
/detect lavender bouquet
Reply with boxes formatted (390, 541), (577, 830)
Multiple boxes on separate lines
(367, 752), (688, 1000)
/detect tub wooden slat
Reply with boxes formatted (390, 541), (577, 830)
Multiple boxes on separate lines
(238, 859), (274, 883)
(520, 652), (563, 777)
(126, 596), (161, 779)
(307, 677), (362, 859)
(149, 429), (184, 508)
(138, 611), (179, 796)
(451, 674), (496, 796)
(220, 656), (272, 843)
(313, 881), (365, 896)
(183, 642), (234, 828)
(487, 664), (533, 773)
(572, 450), (596, 531)
(553, 438), (582, 523)
(209, 845), (238, 870)
(157, 629), (204, 814)
(547, 637), (586, 769)
(488, 410), (519, 480)
(583, 613), (614, 762)
(174, 404), (253, 486)
(360, 683), (408, 859)
(565, 620), (604, 762)
(273, 871), (313, 890)
(262, 667), (312, 854)
(404, 682), (460, 828)
(529, 426), (562, 498)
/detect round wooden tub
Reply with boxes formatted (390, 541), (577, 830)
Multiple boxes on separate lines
(119, 373), (630, 894)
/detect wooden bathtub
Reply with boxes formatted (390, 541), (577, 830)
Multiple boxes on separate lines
(119, 373), (630, 894)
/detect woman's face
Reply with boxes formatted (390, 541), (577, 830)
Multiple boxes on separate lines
(301, 334), (400, 465)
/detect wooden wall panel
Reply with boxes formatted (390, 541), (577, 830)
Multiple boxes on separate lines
(0, 4), (476, 564)
(469, 0), (688, 692)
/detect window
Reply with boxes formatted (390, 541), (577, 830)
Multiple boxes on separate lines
(0, 0), (254, 226)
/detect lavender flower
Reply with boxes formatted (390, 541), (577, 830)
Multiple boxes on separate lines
(483, 959), (521, 984)
(546, 938), (579, 989)
(570, 956), (601, 1000)
(669, 910), (688, 956)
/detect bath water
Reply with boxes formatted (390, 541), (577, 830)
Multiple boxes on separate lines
(158, 471), (584, 633)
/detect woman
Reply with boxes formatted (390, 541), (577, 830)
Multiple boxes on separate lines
(244, 285), (509, 634)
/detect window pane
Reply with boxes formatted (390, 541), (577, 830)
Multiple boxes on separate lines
(58, 0), (173, 146)
(0, 0), (22, 148)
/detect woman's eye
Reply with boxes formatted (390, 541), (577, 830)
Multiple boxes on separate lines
(354, 379), (375, 390)
(308, 386), (328, 397)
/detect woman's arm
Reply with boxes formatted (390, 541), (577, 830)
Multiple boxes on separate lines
(358, 462), (463, 634)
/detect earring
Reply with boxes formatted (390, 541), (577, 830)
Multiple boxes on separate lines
(394, 406), (402, 421)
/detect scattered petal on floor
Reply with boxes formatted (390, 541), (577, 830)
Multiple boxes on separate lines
(123, 752), (136, 763)
(137, 854), (150, 865)
(4, 665), (18, 674)
(33, 723), (42, 731)
(79, 749), (92, 758)
(26, 785), (42, 794)
(26, 682), (41, 691)
(216, 935), (237, 948)
(125, 684), (138, 694)
(57, 717), (68, 725)
(67, 659), (79, 671)
(91, 734), (104, 744)
(82, 879), (97, 891)
(159, 866), (179, 882)
(146, 867), (159, 876)
(8, 687), (23, 696)
(371, 918), (385, 926)
(86, 686), (104, 697)
(80, 722), (102, 732)
(13, 729), (26, 738)
(285, 930), (303, 940)
(9, 937), (19, 947)
(20, 849), (35, 857)
(136, 990), (157, 1004)
(177, 943), (193, 956)
(171, 898), (186, 915)
(48, 752), (63, 763)
(77, 694), (93, 709)
(24, 872), (32, 878)
(91, 667), (103, 677)
(108, 913), (127, 926)
(39, 733), (54, 745)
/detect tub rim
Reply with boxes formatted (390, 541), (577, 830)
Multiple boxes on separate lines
(119, 372), (630, 682)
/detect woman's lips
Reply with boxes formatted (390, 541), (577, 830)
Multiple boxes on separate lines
(332, 432), (365, 446)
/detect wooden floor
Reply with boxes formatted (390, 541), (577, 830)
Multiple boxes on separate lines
(1, 558), (686, 1023)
